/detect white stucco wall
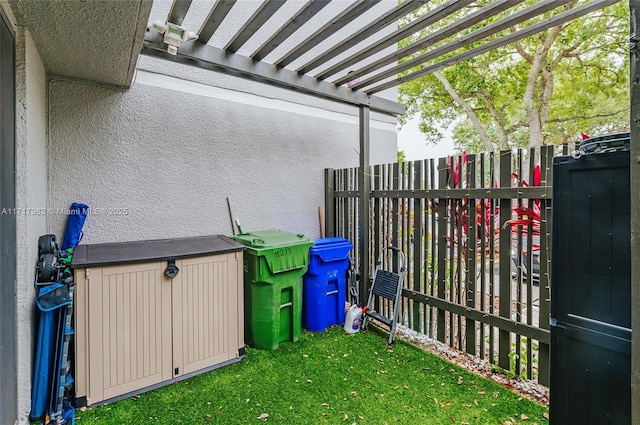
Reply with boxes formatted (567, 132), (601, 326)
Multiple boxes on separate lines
(7, 4), (399, 421)
(47, 62), (397, 244)
(45, 0), (400, 244)
(13, 23), (48, 425)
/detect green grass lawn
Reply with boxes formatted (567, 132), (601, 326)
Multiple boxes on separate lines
(76, 326), (548, 424)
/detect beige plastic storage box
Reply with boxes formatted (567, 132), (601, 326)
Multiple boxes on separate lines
(71, 235), (245, 407)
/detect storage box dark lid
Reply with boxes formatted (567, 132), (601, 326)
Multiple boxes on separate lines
(71, 235), (245, 268)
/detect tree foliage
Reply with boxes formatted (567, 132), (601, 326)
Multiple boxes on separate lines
(398, 0), (629, 153)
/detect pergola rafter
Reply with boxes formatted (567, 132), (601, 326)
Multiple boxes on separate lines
(143, 0), (619, 116)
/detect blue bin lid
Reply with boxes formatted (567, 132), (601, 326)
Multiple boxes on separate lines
(312, 237), (350, 247)
(310, 237), (352, 262)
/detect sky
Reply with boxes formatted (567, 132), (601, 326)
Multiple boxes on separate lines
(396, 116), (457, 161)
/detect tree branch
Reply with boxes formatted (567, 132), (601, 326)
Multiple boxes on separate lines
(544, 109), (627, 123)
(433, 71), (495, 152)
(477, 89), (510, 149)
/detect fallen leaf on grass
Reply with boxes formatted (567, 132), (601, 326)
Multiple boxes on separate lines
(351, 391), (358, 396)
(343, 414), (349, 421)
(543, 412), (549, 419)
(257, 413), (269, 420)
(321, 403), (329, 407)
(521, 413), (529, 420)
(307, 379), (312, 383)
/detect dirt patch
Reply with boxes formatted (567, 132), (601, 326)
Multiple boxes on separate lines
(396, 325), (549, 406)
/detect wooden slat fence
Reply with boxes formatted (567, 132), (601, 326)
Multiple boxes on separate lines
(325, 145), (572, 386)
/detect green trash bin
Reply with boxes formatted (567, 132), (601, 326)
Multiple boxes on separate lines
(233, 230), (314, 350)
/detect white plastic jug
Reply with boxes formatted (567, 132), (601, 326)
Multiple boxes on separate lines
(344, 304), (366, 334)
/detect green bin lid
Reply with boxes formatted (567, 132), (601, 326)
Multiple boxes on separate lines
(232, 230), (314, 274)
(233, 229), (310, 248)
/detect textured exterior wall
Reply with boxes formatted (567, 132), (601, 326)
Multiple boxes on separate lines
(13, 24), (48, 425)
(5, 2), (399, 423)
(136, 56), (398, 164)
(48, 66), (397, 244)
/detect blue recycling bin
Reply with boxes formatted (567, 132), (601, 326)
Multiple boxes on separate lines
(303, 237), (353, 332)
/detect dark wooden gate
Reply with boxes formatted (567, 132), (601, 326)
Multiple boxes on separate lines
(550, 149), (631, 424)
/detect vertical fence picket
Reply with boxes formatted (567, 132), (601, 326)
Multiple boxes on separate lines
(526, 148), (536, 380)
(413, 160), (424, 332)
(515, 150), (524, 376)
(339, 169), (346, 238)
(324, 169), (335, 237)
(373, 164), (382, 314)
(455, 155), (464, 350)
(428, 158), (437, 338)
(388, 163), (398, 320)
(466, 154), (477, 355)
(489, 152), (497, 365)
(498, 150), (513, 371)
(449, 160), (457, 348)
(354, 167), (360, 267)
(402, 162), (411, 326)
(538, 146), (553, 386)
(437, 157), (448, 343)
(375, 163), (382, 313)
(449, 157), (464, 351)
(479, 153), (487, 360)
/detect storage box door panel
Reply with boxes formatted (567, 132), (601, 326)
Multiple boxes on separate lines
(172, 254), (240, 376)
(86, 262), (172, 404)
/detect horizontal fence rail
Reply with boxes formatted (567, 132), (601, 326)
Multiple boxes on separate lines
(326, 145), (572, 386)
